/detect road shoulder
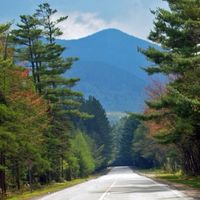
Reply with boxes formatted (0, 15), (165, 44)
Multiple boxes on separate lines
(137, 170), (200, 200)
(7, 169), (109, 200)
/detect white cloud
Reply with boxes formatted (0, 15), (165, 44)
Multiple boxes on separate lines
(54, 11), (127, 40)
(53, 8), (164, 41)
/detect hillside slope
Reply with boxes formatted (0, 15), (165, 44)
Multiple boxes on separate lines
(58, 29), (161, 112)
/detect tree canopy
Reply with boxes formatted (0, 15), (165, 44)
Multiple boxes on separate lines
(135, 0), (200, 175)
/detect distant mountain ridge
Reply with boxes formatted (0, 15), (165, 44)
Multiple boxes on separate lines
(57, 29), (161, 112)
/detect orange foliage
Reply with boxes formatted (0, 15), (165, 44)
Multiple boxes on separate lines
(145, 79), (166, 100)
(144, 80), (172, 136)
(144, 108), (172, 137)
(7, 67), (49, 133)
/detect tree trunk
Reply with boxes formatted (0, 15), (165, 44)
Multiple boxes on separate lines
(28, 168), (32, 192)
(15, 161), (20, 190)
(0, 152), (6, 199)
(181, 141), (200, 176)
(61, 156), (64, 180)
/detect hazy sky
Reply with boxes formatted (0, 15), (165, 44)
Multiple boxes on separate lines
(1, 0), (168, 40)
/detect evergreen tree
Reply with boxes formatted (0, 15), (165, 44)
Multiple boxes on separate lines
(0, 23), (16, 198)
(137, 0), (200, 175)
(0, 23), (50, 196)
(12, 3), (83, 116)
(132, 125), (163, 169)
(110, 117), (126, 164)
(0, 3), (105, 194)
(116, 116), (139, 165)
(71, 132), (95, 177)
(11, 15), (42, 92)
(12, 3), (89, 181)
(80, 96), (113, 168)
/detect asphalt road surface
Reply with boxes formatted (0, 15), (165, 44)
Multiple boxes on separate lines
(39, 166), (194, 200)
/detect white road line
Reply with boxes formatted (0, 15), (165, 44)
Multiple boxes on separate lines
(144, 176), (193, 199)
(98, 180), (117, 200)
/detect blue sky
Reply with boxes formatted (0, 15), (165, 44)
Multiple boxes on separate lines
(1, 0), (168, 40)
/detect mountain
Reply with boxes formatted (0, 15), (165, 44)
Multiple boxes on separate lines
(58, 29), (161, 112)
(66, 61), (146, 112)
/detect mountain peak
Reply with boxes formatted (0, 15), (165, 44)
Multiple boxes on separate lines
(79, 28), (138, 41)
(65, 28), (141, 42)
(58, 29), (161, 112)
(95, 28), (128, 35)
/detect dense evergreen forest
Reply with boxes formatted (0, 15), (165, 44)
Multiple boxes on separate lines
(112, 0), (200, 177)
(0, 4), (113, 198)
(113, 0), (200, 176)
(135, 0), (200, 176)
(0, 0), (200, 199)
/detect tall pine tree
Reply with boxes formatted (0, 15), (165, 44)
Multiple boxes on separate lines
(138, 0), (200, 175)
(80, 96), (113, 168)
(12, 3), (88, 181)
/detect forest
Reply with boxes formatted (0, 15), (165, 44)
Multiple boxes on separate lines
(0, 0), (200, 199)
(0, 4), (113, 198)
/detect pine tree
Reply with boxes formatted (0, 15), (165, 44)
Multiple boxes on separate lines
(0, 23), (50, 195)
(12, 3), (89, 181)
(11, 15), (43, 92)
(117, 116), (139, 165)
(80, 96), (113, 168)
(12, 3), (84, 117)
(138, 0), (200, 175)
(34, 3), (87, 181)
(0, 23), (15, 198)
(34, 3), (84, 117)
(71, 132), (95, 177)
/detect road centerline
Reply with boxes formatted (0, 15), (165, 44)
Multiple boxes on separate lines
(98, 179), (117, 200)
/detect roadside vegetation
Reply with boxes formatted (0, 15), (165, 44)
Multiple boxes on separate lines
(139, 169), (200, 189)
(132, 0), (200, 175)
(0, 3), (113, 199)
(7, 178), (90, 200)
(112, 0), (200, 186)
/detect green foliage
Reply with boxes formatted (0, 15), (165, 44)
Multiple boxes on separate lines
(7, 178), (92, 200)
(112, 115), (180, 171)
(132, 125), (157, 168)
(79, 96), (113, 168)
(71, 132), (95, 177)
(0, 23), (51, 197)
(0, 3), (109, 196)
(138, 0), (200, 175)
(110, 117), (126, 164)
(0, 3), (114, 197)
(112, 116), (166, 169)
(116, 116), (139, 165)
(12, 3), (82, 114)
(11, 3), (92, 184)
(141, 169), (200, 189)
(131, 124), (179, 170)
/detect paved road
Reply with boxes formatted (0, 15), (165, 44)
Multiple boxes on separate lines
(39, 166), (194, 200)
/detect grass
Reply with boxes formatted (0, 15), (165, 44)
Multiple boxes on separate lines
(139, 169), (200, 189)
(6, 177), (94, 200)
(6, 168), (109, 200)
